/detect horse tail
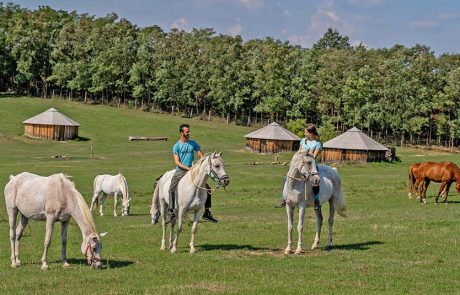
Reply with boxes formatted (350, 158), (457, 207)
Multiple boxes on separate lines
(333, 176), (347, 217)
(408, 166), (414, 196)
(93, 175), (100, 208)
(151, 177), (160, 219)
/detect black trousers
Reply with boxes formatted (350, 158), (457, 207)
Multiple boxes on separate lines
(167, 170), (212, 210)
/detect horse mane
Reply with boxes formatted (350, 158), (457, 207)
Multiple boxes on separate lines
(59, 174), (97, 235)
(118, 174), (128, 202)
(190, 155), (208, 180)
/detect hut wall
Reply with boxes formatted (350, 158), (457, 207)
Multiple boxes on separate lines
(322, 148), (386, 163)
(245, 138), (299, 153)
(24, 124), (78, 141)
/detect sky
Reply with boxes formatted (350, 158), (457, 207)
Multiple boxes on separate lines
(10, 0), (460, 55)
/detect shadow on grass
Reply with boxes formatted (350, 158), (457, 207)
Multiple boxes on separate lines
(66, 258), (134, 269)
(332, 241), (384, 251)
(199, 244), (273, 251)
(74, 136), (91, 142)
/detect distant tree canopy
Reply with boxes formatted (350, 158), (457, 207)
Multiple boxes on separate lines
(1, 3), (460, 147)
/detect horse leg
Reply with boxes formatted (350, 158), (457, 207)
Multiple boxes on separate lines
(113, 192), (118, 217)
(444, 182), (452, 204)
(7, 208), (18, 268)
(436, 182), (446, 204)
(190, 208), (203, 254)
(414, 178), (421, 199)
(284, 205), (294, 255)
(326, 200), (336, 250)
(14, 214), (29, 267)
(61, 221), (70, 268)
(420, 179), (430, 204)
(41, 216), (56, 270)
(295, 205), (306, 255)
(160, 201), (167, 251)
(99, 194), (107, 216)
(311, 206), (323, 250)
(171, 208), (185, 254)
(89, 191), (99, 212)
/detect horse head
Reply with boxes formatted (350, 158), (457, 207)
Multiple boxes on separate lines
(122, 197), (131, 216)
(81, 232), (107, 269)
(207, 152), (230, 187)
(287, 151), (320, 185)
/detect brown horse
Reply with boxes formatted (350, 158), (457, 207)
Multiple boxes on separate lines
(407, 163), (422, 199)
(413, 161), (460, 204)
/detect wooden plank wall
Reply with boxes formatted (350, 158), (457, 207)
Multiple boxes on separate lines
(24, 124), (78, 141)
(322, 148), (386, 163)
(245, 138), (299, 153)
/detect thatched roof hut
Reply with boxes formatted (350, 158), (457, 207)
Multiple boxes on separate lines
(23, 108), (80, 141)
(244, 122), (300, 153)
(322, 127), (388, 163)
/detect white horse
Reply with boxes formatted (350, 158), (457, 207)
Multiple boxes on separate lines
(151, 152), (229, 254)
(283, 151), (347, 255)
(4, 172), (108, 270)
(89, 173), (130, 216)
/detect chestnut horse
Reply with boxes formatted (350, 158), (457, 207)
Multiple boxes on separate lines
(407, 163), (422, 199)
(413, 161), (460, 204)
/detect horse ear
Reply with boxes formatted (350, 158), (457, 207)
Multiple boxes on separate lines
(100, 232), (108, 238)
(217, 151), (223, 157)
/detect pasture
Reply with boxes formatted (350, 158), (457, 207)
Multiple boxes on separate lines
(1, 96), (460, 294)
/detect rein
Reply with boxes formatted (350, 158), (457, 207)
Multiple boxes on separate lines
(191, 156), (228, 194)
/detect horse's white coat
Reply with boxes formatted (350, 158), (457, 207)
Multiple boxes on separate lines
(90, 173), (130, 216)
(283, 152), (346, 254)
(151, 153), (229, 253)
(4, 172), (106, 270)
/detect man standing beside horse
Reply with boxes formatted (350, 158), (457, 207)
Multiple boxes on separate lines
(165, 123), (217, 224)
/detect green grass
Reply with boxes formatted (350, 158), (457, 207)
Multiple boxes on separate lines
(1, 97), (460, 294)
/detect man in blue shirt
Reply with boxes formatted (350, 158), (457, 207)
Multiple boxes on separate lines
(165, 123), (217, 224)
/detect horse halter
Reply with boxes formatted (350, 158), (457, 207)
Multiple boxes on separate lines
(85, 240), (102, 267)
(207, 155), (229, 187)
(286, 154), (318, 182)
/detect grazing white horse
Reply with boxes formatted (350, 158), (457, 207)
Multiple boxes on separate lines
(4, 172), (108, 270)
(283, 151), (346, 255)
(151, 152), (229, 254)
(89, 173), (130, 216)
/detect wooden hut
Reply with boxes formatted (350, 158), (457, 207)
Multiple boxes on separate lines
(244, 122), (300, 153)
(322, 127), (388, 163)
(23, 108), (80, 141)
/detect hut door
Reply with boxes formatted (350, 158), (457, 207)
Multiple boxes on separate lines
(260, 139), (267, 153)
(59, 126), (65, 140)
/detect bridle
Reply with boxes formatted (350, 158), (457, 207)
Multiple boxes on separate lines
(286, 154), (318, 199)
(192, 155), (229, 193)
(85, 240), (102, 267)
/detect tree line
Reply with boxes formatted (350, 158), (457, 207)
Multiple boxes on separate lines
(1, 3), (459, 146)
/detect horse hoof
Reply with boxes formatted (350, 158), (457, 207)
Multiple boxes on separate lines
(295, 249), (304, 255)
(284, 248), (292, 255)
(63, 262), (71, 269)
(171, 248), (177, 254)
(190, 248), (196, 254)
(41, 265), (49, 271)
(160, 246), (165, 251)
(325, 245), (333, 251)
(11, 263), (18, 268)
(311, 244), (319, 250)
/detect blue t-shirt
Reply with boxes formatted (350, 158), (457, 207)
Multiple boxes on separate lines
(300, 138), (322, 154)
(173, 139), (201, 170)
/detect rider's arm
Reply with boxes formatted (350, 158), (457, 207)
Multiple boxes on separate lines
(197, 150), (204, 158)
(174, 154), (191, 171)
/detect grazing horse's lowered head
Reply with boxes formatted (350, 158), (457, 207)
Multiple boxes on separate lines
(286, 151), (320, 186)
(81, 232), (107, 269)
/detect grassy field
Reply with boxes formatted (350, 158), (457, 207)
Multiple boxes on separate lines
(1, 96), (460, 294)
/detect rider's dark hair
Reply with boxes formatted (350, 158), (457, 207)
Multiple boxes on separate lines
(179, 124), (190, 133)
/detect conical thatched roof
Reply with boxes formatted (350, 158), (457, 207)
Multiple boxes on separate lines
(323, 127), (387, 151)
(23, 108), (80, 126)
(244, 122), (300, 141)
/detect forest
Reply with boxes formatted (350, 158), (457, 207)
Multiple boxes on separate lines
(1, 3), (459, 146)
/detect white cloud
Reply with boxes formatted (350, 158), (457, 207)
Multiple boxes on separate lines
(346, 0), (384, 7)
(288, 3), (356, 48)
(171, 17), (188, 30)
(227, 24), (242, 36)
(240, 0), (264, 9)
